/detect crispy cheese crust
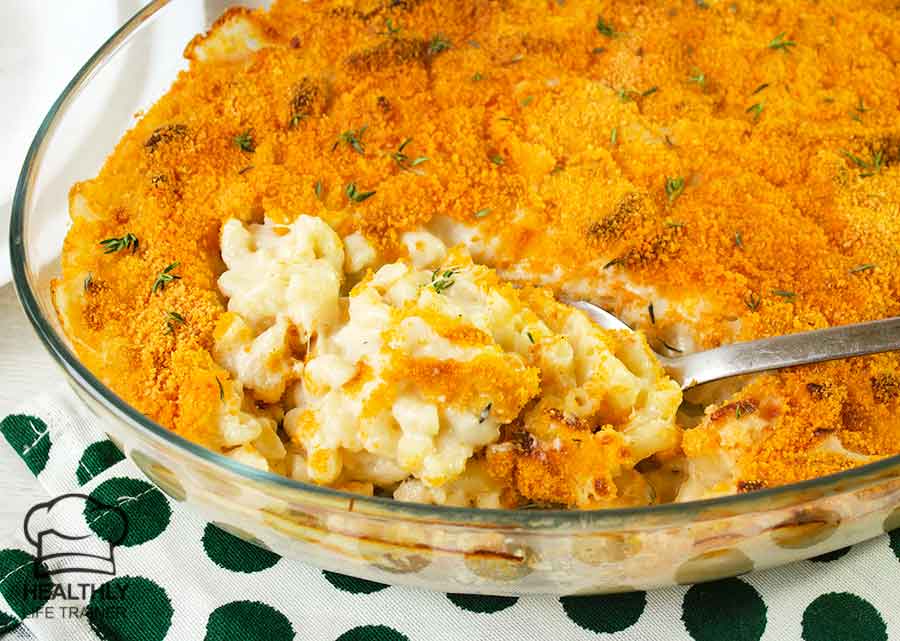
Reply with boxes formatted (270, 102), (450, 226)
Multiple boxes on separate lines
(54, 0), (900, 505)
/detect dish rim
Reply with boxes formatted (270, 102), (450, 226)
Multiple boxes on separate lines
(10, 0), (900, 530)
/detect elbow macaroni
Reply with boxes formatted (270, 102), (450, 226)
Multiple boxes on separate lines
(212, 215), (682, 508)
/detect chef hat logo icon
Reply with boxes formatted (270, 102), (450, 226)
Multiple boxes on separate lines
(23, 493), (128, 577)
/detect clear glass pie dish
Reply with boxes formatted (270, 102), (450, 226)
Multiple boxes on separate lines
(10, 0), (900, 595)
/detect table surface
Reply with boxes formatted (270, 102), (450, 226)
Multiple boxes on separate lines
(0, 282), (54, 539)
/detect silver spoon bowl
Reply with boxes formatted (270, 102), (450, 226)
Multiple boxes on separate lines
(567, 300), (900, 390)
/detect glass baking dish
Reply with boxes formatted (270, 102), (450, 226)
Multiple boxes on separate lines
(10, 0), (900, 595)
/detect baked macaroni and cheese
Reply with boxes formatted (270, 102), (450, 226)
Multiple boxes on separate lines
(53, 0), (900, 509)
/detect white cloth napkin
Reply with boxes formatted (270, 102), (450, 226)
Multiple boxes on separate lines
(0, 386), (898, 641)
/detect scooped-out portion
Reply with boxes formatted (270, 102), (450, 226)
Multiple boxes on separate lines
(212, 215), (682, 508)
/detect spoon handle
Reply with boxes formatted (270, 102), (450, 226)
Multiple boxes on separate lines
(666, 316), (900, 389)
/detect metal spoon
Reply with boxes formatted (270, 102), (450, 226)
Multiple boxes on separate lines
(567, 300), (900, 390)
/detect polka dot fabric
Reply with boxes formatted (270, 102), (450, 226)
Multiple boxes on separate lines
(2, 391), (900, 640)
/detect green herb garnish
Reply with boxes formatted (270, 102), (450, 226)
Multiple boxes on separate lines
(216, 377), (224, 401)
(648, 303), (656, 325)
(474, 208), (491, 219)
(164, 310), (186, 335)
(491, 154), (504, 165)
(745, 292), (761, 311)
(604, 257), (625, 269)
(520, 95), (534, 107)
(771, 289), (797, 300)
(380, 17), (401, 37)
(610, 127), (618, 145)
(479, 402), (492, 423)
(841, 149), (883, 178)
(314, 180), (324, 200)
(526, 331), (535, 344)
(392, 138), (428, 170)
(849, 263), (875, 273)
(746, 102), (765, 121)
(99, 233), (139, 255)
(735, 231), (744, 248)
(688, 68), (706, 88)
(345, 182), (376, 203)
(472, 72), (484, 81)
(234, 130), (255, 152)
(768, 32), (796, 52)
(428, 34), (451, 55)
(152, 262), (181, 293)
(431, 268), (457, 293)
(333, 124), (368, 155)
(665, 176), (685, 204)
(596, 16), (616, 38)
(83, 273), (93, 292)
(642, 86), (659, 97)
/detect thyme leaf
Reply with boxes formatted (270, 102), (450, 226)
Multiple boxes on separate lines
(596, 16), (616, 38)
(333, 124), (368, 155)
(746, 101), (765, 121)
(152, 262), (181, 293)
(665, 176), (686, 204)
(234, 130), (255, 152)
(431, 268), (457, 293)
(391, 138), (428, 170)
(345, 182), (376, 203)
(688, 68), (706, 88)
(164, 310), (186, 335)
(428, 34), (451, 55)
(771, 289), (797, 300)
(768, 32), (796, 52)
(99, 233), (139, 255)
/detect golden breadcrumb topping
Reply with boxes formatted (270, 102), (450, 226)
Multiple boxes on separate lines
(54, 0), (900, 502)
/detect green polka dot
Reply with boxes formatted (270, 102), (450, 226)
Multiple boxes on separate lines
(802, 593), (887, 641)
(0, 549), (52, 618)
(1, 414), (51, 476)
(560, 591), (646, 633)
(204, 601), (294, 641)
(447, 593), (518, 613)
(323, 570), (389, 594)
(810, 546), (851, 563)
(335, 625), (409, 641)
(682, 578), (766, 641)
(203, 523), (280, 573)
(87, 576), (173, 641)
(86, 477), (171, 547)
(0, 610), (19, 636)
(77, 440), (125, 485)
